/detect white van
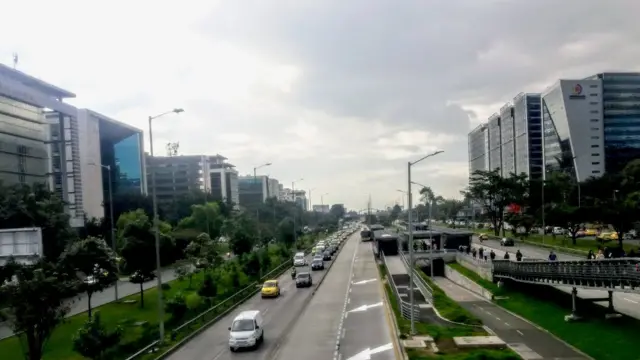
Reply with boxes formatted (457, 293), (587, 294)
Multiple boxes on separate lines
(228, 310), (264, 351)
(293, 252), (306, 266)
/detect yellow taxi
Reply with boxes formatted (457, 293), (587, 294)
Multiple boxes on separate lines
(584, 229), (598, 237)
(596, 232), (618, 242)
(478, 233), (489, 241)
(261, 280), (280, 298)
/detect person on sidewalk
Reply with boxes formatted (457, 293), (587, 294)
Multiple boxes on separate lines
(478, 247), (484, 259)
(548, 251), (557, 261)
(489, 250), (496, 261)
(503, 251), (510, 260)
(516, 250), (523, 262)
(587, 250), (595, 260)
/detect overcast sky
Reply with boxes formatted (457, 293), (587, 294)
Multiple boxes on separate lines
(3, 0), (640, 211)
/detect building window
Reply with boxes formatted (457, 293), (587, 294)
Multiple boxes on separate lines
(591, 153), (600, 156)
(590, 110), (599, 114)
(591, 144), (599, 148)
(590, 127), (599, 131)
(591, 136), (600, 139)
(590, 93), (598, 97)
(589, 84), (598, 88)
(592, 170), (601, 174)
(590, 119), (599, 122)
(590, 102), (599, 105)
(592, 162), (600, 165)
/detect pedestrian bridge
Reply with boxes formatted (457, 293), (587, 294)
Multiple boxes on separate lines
(492, 258), (640, 294)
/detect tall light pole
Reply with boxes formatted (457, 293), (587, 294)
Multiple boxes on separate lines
(407, 150), (443, 335)
(89, 162), (117, 300)
(292, 178), (304, 244)
(320, 192), (328, 206)
(396, 189), (406, 209)
(308, 188), (316, 211)
(148, 108), (184, 343)
(411, 180), (434, 278)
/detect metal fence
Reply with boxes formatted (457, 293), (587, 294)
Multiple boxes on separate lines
(380, 252), (421, 321)
(398, 250), (434, 301)
(492, 258), (640, 291)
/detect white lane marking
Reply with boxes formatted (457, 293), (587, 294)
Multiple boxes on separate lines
(352, 278), (377, 285)
(335, 238), (359, 357)
(495, 317), (501, 321)
(347, 302), (383, 313)
(516, 330), (524, 336)
(624, 297), (639, 304)
(263, 308), (269, 315)
(341, 327), (346, 339)
(504, 322), (511, 327)
(347, 297), (351, 304)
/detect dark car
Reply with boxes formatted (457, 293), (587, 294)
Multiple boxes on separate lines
(500, 237), (515, 246)
(295, 272), (313, 288)
(311, 258), (324, 270)
(323, 250), (332, 261)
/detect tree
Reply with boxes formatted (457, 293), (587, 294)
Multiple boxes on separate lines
(389, 204), (402, 221)
(545, 205), (585, 245)
(439, 199), (465, 224)
(198, 273), (218, 306)
(222, 214), (257, 255)
(72, 311), (122, 360)
(185, 233), (221, 272)
(59, 237), (118, 319)
(0, 182), (77, 260)
(276, 217), (295, 247)
(120, 215), (158, 308)
(177, 202), (225, 240)
(0, 260), (76, 360)
(329, 204), (346, 219)
(464, 169), (529, 236)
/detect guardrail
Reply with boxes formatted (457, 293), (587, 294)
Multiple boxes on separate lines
(381, 252), (421, 321)
(398, 250), (434, 301)
(125, 233), (344, 360)
(492, 257), (640, 292)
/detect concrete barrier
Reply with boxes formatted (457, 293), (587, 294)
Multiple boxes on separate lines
(455, 254), (493, 281)
(444, 265), (493, 301)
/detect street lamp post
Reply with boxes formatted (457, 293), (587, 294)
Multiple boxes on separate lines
(148, 108), (184, 343)
(89, 162), (117, 300)
(321, 193), (328, 206)
(410, 180), (434, 278)
(396, 189), (406, 209)
(292, 178), (304, 244)
(406, 150), (443, 335)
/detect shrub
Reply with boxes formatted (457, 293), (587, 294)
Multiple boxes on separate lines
(185, 293), (202, 311)
(165, 292), (188, 323)
(161, 283), (171, 291)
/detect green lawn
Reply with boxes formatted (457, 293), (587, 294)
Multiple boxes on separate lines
(449, 262), (640, 360)
(378, 265), (519, 359)
(416, 270), (482, 326)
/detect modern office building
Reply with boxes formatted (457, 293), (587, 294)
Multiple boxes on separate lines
(513, 93), (543, 180)
(312, 204), (330, 213)
(238, 175), (269, 206)
(0, 63), (75, 187)
(48, 109), (146, 222)
(487, 113), (502, 173)
(500, 104), (516, 175)
(280, 188), (307, 209)
(267, 178), (280, 199)
(146, 154), (237, 206)
(209, 160), (239, 205)
(542, 79), (605, 181)
(467, 123), (489, 179)
(585, 72), (640, 174)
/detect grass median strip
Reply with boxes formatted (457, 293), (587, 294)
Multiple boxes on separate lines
(449, 262), (640, 360)
(377, 264), (519, 359)
(416, 270), (482, 326)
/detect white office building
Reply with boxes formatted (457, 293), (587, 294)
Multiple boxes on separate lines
(542, 79), (605, 181)
(467, 123), (489, 180)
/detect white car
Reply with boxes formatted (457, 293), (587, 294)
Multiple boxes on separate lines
(293, 253), (306, 267)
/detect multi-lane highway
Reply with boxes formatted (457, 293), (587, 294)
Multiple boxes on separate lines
(275, 234), (397, 360)
(165, 231), (396, 360)
(472, 237), (640, 319)
(434, 276), (588, 359)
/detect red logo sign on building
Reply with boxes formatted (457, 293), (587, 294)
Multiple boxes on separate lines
(573, 84), (583, 95)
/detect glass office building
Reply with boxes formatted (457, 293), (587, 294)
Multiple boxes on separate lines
(113, 133), (144, 192)
(513, 93), (543, 180)
(586, 72), (640, 173)
(467, 123), (489, 179)
(488, 113), (502, 173)
(500, 104), (516, 175)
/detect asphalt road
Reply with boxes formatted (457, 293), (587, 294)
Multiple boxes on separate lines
(472, 237), (640, 320)
(164, 237), (350, 360)
(0, 267), (179, 339)
(434, 276), (588, 360)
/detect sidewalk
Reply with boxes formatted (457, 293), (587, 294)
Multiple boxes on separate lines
(0, 267), (179, 340)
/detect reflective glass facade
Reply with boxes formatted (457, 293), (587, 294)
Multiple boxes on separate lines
(467, 124), (488, 179)
(500, 105), (516, 175)
(114, 133), (143, 192)
(238, 176), (266, 206)
(488, 114), (502, 173)
(514, 93), (543, 179)
(587, 73), (640, 173)
(0, 95), (49, 185)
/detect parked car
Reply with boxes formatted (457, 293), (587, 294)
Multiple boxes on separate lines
(500, 237), (515, 246)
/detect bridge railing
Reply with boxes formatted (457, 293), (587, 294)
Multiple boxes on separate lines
(493, 258), (640, 283)
(399, 250), (434, 301)
(380, 252), (421, 320)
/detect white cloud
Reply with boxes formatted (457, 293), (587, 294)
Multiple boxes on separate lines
(3, 0), (640, 210)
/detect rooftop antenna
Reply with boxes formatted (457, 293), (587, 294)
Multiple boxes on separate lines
(166, 142), (180, 156)
(12, 53), (18, 69)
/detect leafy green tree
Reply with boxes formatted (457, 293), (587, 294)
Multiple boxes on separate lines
(185, 233), (220, 272)
(389, 204), (402, 221)
(439, 199), (465, 224)
(165, 292), (188, 323)
(0, 260), (77, 360)
(120, 215), (158, 308)
(0, 182), (77, 260)
(277, 217), (295, 247)
(222, 214), (258, 255)
(59, 237), (118, 319)
(464, 169), (529, 236)
(72, 311), (122, 360)
(177, 202), (225, 240)
(329, 204), (346, 219)
(544, 205), (585, 245)
(198, 273), (218, 306)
